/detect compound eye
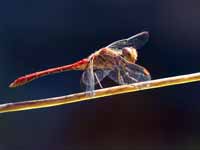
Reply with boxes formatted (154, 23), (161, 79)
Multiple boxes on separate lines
(122, 47), (138, 63)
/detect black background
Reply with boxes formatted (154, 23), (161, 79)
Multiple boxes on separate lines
(0, 0), (200, 149)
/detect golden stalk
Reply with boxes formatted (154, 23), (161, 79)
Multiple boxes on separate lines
(1, 72), (200, 113)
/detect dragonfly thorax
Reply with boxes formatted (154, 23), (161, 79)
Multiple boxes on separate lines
(122, 47), (138, 63)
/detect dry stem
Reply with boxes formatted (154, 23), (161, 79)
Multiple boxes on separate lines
(1, 72), (200, 113)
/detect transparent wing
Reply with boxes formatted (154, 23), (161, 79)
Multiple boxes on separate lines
(106, 31), (149, 51)
(108, 57), (151, 85)
(108, 64), (151, 85)
(81, 59), (95, 93)
(81, 69), (111, 90)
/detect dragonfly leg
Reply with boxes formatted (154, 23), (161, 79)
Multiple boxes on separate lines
(117, 69), (125, 84)
(94, 72), (103, 89)
(120, 65), (138, 84)
(125, 72), (138, 83)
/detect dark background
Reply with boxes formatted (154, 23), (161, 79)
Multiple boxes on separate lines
(0, 0), (200, 149)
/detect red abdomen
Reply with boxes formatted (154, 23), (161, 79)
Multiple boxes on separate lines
(9, 58), (89, 88)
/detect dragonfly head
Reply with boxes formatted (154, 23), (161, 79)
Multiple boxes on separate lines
(122, 47), (138, 63)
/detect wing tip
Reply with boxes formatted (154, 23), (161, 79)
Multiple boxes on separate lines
(142, 31), (149, 34)
(140, 31), (150, 38)
(127, 31), (150, 43)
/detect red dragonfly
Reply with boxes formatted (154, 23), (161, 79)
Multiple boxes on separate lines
(9, 31), (151, 92)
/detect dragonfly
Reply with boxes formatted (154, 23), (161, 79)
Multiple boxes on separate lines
(9, 31), (151, 93)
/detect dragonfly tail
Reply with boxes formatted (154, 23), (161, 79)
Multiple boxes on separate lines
(9, 59), (89, 88)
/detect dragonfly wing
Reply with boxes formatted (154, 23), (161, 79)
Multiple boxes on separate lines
(81, 69), (111, 90)
(106, 31), (149, 50)
(108, 68), (126, 85)
(108, 64), (151, 85)
(124, 63), (151, 82)
(81, 59), (95, 93)
(108, 56), (151, 85)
